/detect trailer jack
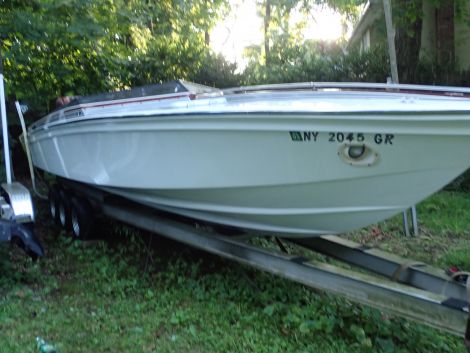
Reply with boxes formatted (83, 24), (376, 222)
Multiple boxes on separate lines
(0, 219), (43, 258)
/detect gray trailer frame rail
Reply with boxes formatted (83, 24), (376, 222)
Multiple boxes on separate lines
(58, 178), (470, 340)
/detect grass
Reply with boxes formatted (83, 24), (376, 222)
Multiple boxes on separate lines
(0, 191), (469, 353)
(347, 191), (470, 269)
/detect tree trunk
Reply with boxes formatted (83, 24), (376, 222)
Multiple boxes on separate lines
(394, 0), (423, 83)
(436, 0), (455, 77)
(264, 0), (271, 65)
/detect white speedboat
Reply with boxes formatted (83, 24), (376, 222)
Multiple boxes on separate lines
(27, 80), (470, 237)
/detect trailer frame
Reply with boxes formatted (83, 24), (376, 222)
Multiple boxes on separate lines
(53, 177), (469, 343)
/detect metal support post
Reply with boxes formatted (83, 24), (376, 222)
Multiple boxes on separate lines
(383, 0), (399, 84)
(0, 48), (12, 184)
(403, 209), (410, 236)
(411, 205), (419, 236)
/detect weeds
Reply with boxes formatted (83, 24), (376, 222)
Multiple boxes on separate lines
(0, 191), (468, 352)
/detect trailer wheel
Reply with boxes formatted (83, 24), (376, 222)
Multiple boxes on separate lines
(58, 189), (72, 230)
(70, 197), (94, 240)
(48, 185), (61, 225)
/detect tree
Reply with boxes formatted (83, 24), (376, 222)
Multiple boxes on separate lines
(0, 0), (228, 115)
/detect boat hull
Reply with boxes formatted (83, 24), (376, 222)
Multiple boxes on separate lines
(28, 112), (470, 236)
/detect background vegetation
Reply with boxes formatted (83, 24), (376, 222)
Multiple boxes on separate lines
(2, 0), (470, 115)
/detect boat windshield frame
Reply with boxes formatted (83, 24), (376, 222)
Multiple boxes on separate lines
(59, 80), (220, 110)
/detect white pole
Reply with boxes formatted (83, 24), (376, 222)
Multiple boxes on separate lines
(0, 72), (12, 184)
(382, 0), (419, 233)
(383, 0), (399, 83)
(411, 205), (419, 235)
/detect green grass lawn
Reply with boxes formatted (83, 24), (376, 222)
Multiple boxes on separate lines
(1, 191), (469, 353)
(347, 191), (470, 270)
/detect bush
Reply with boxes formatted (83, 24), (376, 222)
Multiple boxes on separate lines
(191, 52), (243, 88)
(242, 43), (391, 85)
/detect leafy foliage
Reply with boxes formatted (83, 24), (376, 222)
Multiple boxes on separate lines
(243, 42), (390, 84)
(0, 0), (227, 115)
(191, 52), (242, 88)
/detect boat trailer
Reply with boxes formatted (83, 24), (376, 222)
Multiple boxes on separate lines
(0, 51), (43, 258)
(51, 178), (469, 348)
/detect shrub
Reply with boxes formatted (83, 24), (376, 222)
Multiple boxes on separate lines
(191, 52), (243, 88)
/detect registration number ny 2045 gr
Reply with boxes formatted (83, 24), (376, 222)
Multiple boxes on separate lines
(289, 131), (394, 145)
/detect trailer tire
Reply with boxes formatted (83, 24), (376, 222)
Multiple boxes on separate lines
(48, 186), (61, 225)
(70, 197), (94, 240)
(58, 189), (72, 230)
